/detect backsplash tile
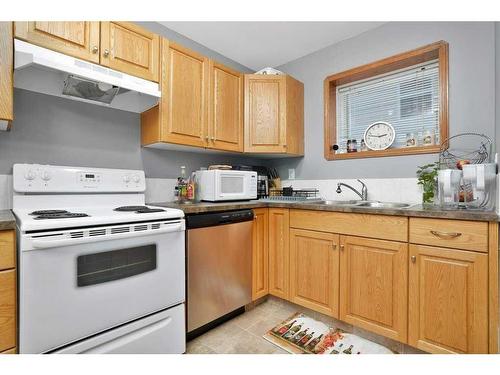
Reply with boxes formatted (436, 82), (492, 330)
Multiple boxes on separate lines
(281, 178), (422, 204)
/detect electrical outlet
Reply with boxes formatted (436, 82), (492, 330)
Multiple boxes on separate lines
(288, 168), (295, 180)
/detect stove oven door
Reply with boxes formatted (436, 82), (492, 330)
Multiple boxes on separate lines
(19, 222), (185, 354)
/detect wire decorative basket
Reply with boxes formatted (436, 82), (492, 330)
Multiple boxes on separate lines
(439, 133), (493, 170)
(261, 187), (321, 202)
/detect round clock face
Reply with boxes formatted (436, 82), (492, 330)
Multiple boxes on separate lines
(363, 122), (396, 151)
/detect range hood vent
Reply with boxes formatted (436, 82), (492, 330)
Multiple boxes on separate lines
(14, 39), (161, 113)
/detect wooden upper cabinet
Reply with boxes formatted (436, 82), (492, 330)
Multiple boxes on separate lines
(142, 39), (209, 148)
(208, 61), (244, 152)
(100, 22), (159, 82)
(14, 21), (100, 63)
(0, 22), (13, 129)
(252, 208), (269, 301)
(268, 208), (290, 300)
(289, 229), (339, 317)
(244, 74), (303, 155)
(339, 235), (408, 343)
(408, 244), (488, 353)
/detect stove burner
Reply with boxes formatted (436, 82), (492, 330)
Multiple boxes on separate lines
(30, 210), (69, 216)
(34, 213), (90, 220)
(114, 206), (150, 212)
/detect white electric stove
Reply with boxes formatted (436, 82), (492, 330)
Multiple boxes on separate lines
(13, 164), (186, 354)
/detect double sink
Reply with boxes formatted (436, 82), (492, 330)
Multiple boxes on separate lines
(305, 200), (412, 209)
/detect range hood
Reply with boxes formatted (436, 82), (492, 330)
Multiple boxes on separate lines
(14, 39), (161, 113)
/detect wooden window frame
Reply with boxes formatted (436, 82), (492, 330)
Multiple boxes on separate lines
(324, 41), (449, 161)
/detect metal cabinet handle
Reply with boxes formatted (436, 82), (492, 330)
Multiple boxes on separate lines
(205, 136), (209, 141)
(430, 230), (462, 239)
(92, 46), (99, 54)
(211, 136), (215, 142)
(411, 255), (416, 263)
(332, 243), (337, 250)
(340, 244), (345, 251)
(103, 49), (110, 57)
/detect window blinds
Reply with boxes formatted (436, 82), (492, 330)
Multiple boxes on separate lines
(336, 61), (439, 151)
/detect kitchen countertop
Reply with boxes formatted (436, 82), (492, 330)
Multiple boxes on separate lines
(151, 200), (499, 222)
(0, 210), (16, 231)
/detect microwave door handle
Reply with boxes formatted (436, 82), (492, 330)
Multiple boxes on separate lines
(30, 223), (184, 249)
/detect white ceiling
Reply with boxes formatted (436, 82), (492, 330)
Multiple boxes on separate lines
(159, 22), (385, 71)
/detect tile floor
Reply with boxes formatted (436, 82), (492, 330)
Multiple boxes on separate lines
(186, 297), (425, 354)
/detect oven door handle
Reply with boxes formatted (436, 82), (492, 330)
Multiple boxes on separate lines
(30, 223), (184, 249)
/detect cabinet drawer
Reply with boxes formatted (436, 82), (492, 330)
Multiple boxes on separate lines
(0, 231), (15, 271)
(0, 269), (16, 352)
(409, 218), (488, 253)
(290, 210), (408, 242)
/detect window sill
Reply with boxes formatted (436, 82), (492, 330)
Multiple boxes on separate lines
(326, 145), (441, 161)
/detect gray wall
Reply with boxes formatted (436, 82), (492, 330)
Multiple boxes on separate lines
(0, 21), (260, 178)
(271, 22), (496, 180)
(0, 89), (264, 178)
(138, 22), (254, 73)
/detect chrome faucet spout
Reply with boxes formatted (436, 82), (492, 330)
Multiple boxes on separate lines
(336, 180), (368, 201)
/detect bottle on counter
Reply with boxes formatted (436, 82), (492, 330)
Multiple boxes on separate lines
(351, 139), (358, 152)
(176, 166), (188, 203)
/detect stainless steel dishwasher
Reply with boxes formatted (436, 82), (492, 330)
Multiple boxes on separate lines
(186, 209), (253, 337)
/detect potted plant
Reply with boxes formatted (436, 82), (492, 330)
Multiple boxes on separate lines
(416, 162), (439, 206)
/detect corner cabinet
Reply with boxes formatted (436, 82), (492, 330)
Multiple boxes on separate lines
(339, 236), (408, 343)
(244, 74), (304, 155)
(408, 244), (488, 353)
(252, 208), (269, 300)
(289, 229), (339, 317)
(0, 22), (13, 130)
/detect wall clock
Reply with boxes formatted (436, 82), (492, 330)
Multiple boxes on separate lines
(363, 121), (396, 151)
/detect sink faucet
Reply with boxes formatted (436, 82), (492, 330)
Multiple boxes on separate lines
(336, 179), (368, 201)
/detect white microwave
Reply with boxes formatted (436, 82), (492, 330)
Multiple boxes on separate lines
(195, 170), (257, 202)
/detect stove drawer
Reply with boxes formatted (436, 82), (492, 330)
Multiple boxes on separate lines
(53, 304), (185, 354)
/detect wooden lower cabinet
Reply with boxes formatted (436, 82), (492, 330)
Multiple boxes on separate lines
(0, 269), (16, 352)
(289, 229), (339, 317)
(339, 235), (408, 342)
(268, 208), (290, 299)
(1, 347), (16, 354)
(408, 244), (488, 353)
(252, 208), (269, 300)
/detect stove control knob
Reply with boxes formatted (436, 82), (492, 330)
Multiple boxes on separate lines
(132, 175), (141, 183)
(24, 170), (36, 181)
(123, 175), (131, 183)
(41, 171), (51, 181)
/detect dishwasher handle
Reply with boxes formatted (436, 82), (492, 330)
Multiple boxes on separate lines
(186, 209), (254, 229)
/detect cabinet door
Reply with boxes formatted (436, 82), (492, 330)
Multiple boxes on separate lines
(268, 208), (290, 299)
(340, 236), (408, 342)
(244, 75), (286, 153)
(100, 22), (159, 82)
(208, 61), (243, 152)
(290, 229), (339, 317)
(408, 244), (488, 353)
(252, 208), (269, 300)
(0, 22), (13, 129)
(0, 269), (16, 352)
(160, 39), (208, 148)
(14, 21), (100, 63)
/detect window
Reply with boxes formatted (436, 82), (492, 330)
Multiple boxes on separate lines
(324, 41), (448, 160)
